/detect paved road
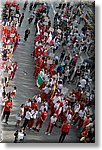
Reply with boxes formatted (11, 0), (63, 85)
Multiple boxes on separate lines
(1, 2), (80, 143)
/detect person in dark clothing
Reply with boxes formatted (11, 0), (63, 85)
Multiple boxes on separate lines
(22, 109), (32, 130)
(2, 86), (6, 98)
(23, 0), (28, 10)
(28, 13), (34, 24)
(29, 1), (33, 11)
(14, 129), (26, 143)
(60, 50), (65, 62)
(19, 13), (24, 27)
(59, 121), (71, 143)
(14, 130), (18, 143)
(24, 28), (30, 41)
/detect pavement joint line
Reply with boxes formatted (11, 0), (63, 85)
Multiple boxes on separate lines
(51, 4), (56, 15)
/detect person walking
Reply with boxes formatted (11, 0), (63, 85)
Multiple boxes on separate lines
(11, 86), (17, 99)
(28, 13), (35, 24)
(34, 108), (48, 132)
(59, 121), (71, 143)
(23, 0), (28, 10)
(19, 13), (24, 27)
(16, 104), (24, 126)
(45, 113), (57, 135)
(22, 108), (32, 130)
(27, 108), (38, 129)
(24, 28), (30, 41)
(29, 1), (33, 11)
(1, 99), (13, 124)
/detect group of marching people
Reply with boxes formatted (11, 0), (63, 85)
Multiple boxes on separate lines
(31, 1), (95, 143)
(1, 0), (19, 125)
(0, 0), (95, 143)
(14, 1), (95, 143)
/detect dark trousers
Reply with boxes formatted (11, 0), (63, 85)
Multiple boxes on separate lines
(1, 111), (10, 122)
(59, 132), (68, 143)
(19, 20), (23, 27)
(24, 35), (28, 41)
(22, 118), (29, 129)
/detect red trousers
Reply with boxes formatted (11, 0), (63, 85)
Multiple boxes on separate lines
(36, 118), (43, 129)
(74, 116), (84, 127)
(28, 118), (34, 128)
(42, 92), (49, 101)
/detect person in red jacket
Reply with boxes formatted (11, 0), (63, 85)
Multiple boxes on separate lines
(1, 99), (13, 124)
(59, 121), (71, 143)
(34, 108), (48, 132)
(80, 127), (89, 142)
(31, 99), (38, 109)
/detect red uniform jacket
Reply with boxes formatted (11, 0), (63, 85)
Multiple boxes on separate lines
(40, 112), (48, 121)
(31, 102), (38, 109)
(4, 101), (13, 112)
(61, 123), (71, 133)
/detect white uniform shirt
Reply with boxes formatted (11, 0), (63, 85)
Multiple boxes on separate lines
(80, 79), (86, 88)
(31, 110), (38, 119)
(53, 96), (61, 104)
(25, 101), (31, 107)
(43, 87), (51, 94)
(74, 103), (80, 112)
(18, 132), (24, 141)
(54, 103), (60, 110)
(36, 96), (41, 103)
(57, 84), (63, 90)
(19, 107), (24, 116)
(40, 105), (48, 112)
(50, 116), (57, 124)
(79, 110), (86, 118)
(25, 111), (32, 120)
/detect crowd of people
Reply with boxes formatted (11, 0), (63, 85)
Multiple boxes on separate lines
(0, 0), (20, 126)
(0, 0), (95, 143)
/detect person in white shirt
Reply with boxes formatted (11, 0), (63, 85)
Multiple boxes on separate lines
(16, 104), (24, 126)
(54, 101), (60, 111)
(74, 108), (86, 128)
(22, 109), (32, 130)
(24, 99), (32, 116)
(45, 113), (58, 135)
(36, 95), (42, 103)
(40, 102), (48, 112)
(43, 86), (51, 94)
(24, 99), (32, 107)
(27, 108), (38, 129)
(79, 77), (86, 88)
(14, 129), (26, 143)
(74, 101), (80, 113)
(33, 94), (42, 103)
(53, 93), (61, 104)
(42, 85), (51, 101)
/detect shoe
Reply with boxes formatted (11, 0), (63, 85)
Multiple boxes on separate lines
(48, 133), (51, 136)
(36, 129), (39, 132)
(4, 122), (8, 125)
(30, 128), (32, 130)
(33, 127), (36, 130)
(45, 132), (48, 135)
